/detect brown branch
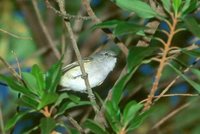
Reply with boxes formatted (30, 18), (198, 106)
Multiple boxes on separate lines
(81, 0), (128, 57)
(155, 57), (200, 102)
(139, 93), (199, 104)
(0, 56), (22, 82)
(0, 104), (5, 134)
(143, 14), (179, 111)
(151, 102), (190, 129)
(56, 0), (99, 113)
(67, 114), (85, 133)
(0, 28), (32, 40)
(32, 0), (60, 59)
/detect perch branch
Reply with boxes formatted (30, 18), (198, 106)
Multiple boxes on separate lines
(56, 0), (99, 113)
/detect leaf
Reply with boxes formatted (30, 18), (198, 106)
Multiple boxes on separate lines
(83, 119), (109, 134)
(40, 117), (56, 134)
(123, 101), (143, 126)
(172, 0), (182, 14)
(183, 16), (200, 38)
(181, 0), (199, 16)
(53, 92), (69, 107)
(37, 92), (59, 110)
(114, 22), (146, 36)
(112, 67), (137, 105)
(45, 58), (63, 92)
(31, 64), (45, 96)
(168, 63), (200, 93)
(56, 101), (91, 117)
(127, 110), (150, 132)
(181, 48), (200, 57)
(5, 110), (30, 131)
(113, 0), (158, 18)
(92, 20), (119, 30)
(161, 0), (171, 13)
(20, 95), (39, 109)
(190, 68), (200, 81)
(22, 72), (39, 96)
(105, 101), (121, 133)
(128, 46), (158, 73)
(0, 74), (36, 98)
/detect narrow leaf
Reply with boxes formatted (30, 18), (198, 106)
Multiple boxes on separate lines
(114, 0), (158, 18)
(128, 46), (158, 73)
(40, 117), (56, 134)
(183, 16), (200, 38)
(169, 63), (200, 93)
(83, 119), (108, 134)
(123, 101), (143, 126)
(161, 0), (171, 13)
(37, 93), (59, 110)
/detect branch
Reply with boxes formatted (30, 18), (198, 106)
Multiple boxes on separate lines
(143, 14), (179, 111)
(32, 0), (60, 59)
(0, 104), (5, 134)
(56, 0), (99, 113)
(0, 28), (32, 40)
(151, 102), (190, 129)
(81, 0), (128, 57)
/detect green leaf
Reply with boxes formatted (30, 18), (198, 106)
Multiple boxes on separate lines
(105, 101), (121, 133)
(181, 0), (198, 16)
(190, 68), (200, 81)
(31, 64), (45, 95)
(173, 0), (182, 14)
(40, 117), (56, 134)
(114, 22), (146, 36)
(5, 111), (30, 131)
(183, 16), (200, 38)
(113, 0), (158, 18)
(123, 101), (143, 126)
(83, 119), (108, 134)
(0, 74), (36, 98)
(112, 66), (138, 105)
(56, 101), (91, 117)
(92, 20), (119, 30)
(20, 95), (39, 109)
(22, 72), (39, 96)
(53, 92), (69, 107)
(45, 58), (63, 92)
(168, 63), (200, 93)
(128, 46), (158, 73)
(37, 92), (59, 110)
(127, 110), (150, 132)
(181, 48), (200, 57)
(161, 0), (171, 13)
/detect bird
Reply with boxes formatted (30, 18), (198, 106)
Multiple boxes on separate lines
(60, 50), (117, 92)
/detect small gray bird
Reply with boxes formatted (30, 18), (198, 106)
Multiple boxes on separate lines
(60, 50), (117, 92)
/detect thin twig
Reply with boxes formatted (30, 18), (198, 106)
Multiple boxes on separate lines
(139, 93), (199, 104)
(151, 102), (190, 129)
(67, 114), (85, 133)
(11, 51), (22, 78)
(155, 57), (200, 102)
(56, 0), (99, 113)
(0, 56), (22, 81)
(0, 28), (32, 40)
(32, 0), (60, 59)
(0, 104), (5, 134)
(45, 0), (92, 20)
(81, 0), (128, 57)
(143, 14), (179, 111)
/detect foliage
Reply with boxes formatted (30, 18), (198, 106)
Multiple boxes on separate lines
(0, 0), (200, 134)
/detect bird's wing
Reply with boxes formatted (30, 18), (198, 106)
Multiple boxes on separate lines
(62, 58), (92, 72)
